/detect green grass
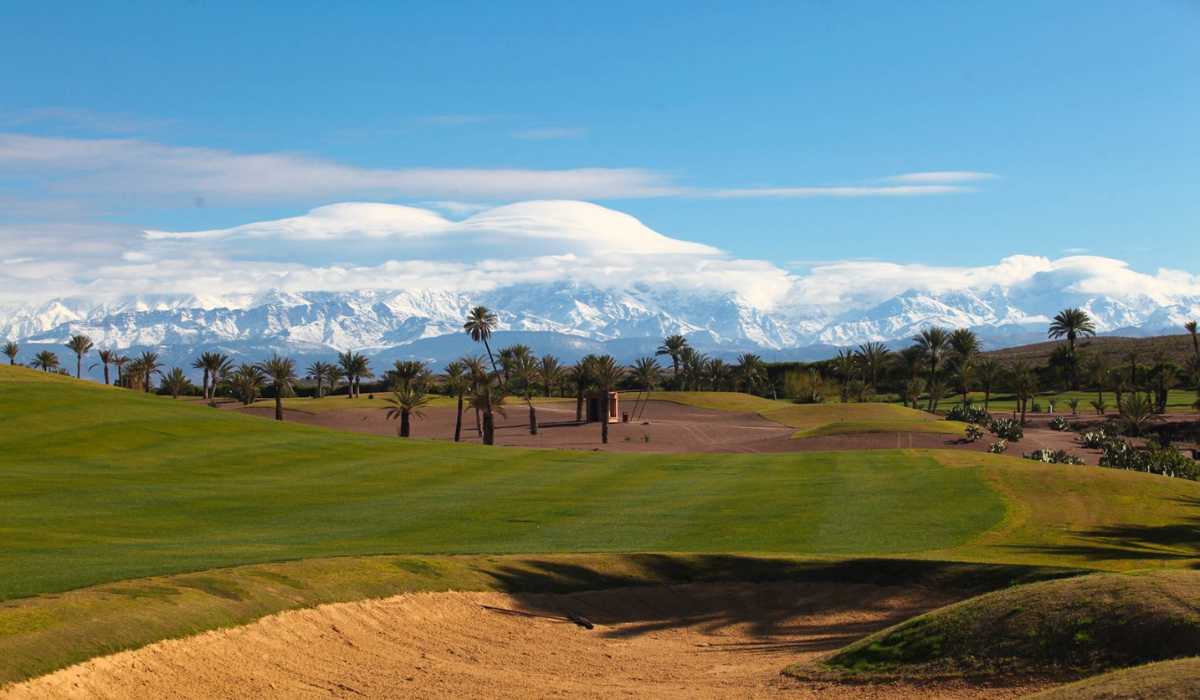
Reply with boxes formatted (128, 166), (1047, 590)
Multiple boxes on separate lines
(634, 391), (941, 432)
(1024, 657), (1200, 699)
(933, 390), (1198, 414)
(0, 367), (1007, 601)
(237, 394), (572, 414)
(794, 570), (1200, 679)
(792, 420), (966, 439)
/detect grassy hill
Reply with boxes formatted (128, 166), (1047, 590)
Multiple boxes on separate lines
(986, 333), (1198, 365)
(793, 570), (1200, 680)
(1025, 657), (1200, 699)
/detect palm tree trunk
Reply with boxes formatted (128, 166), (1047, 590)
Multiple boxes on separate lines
(601, 411), (609, 443)
(401, 411), (410, 437)
(76, 355), (82, 379)
(475, 407), (483, 436)
(103, 366), (111, 386)
(528, 401), (538, 436)
(454, 395), (463, 442)
(575, 386), (585, 422)
(482, 412), (495, 445)
(274, 393), (283, 421)
(317, 377), (324, 399)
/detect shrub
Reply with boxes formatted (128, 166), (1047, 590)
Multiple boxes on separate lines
(965, 424), (983, 441)
(946, 404), (990, 425)
(1067, 397), (1080, 414)
(988, 418), (1024, 442)
(1022, 449), (1085, 465)
(1085, 433), (1199, 480)
(1050, 415), (1072, 432)
(988, 440), (1007, 454)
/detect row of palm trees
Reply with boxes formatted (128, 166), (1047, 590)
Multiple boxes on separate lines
(653, 335), (768, 394)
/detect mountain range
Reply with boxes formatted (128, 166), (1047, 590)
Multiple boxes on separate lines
(4, 279), (1198, 374)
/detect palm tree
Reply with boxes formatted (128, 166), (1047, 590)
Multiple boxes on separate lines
(390, 359), (426, 392)
(305, 360), (331, 398)
(161, 367), (191, 398)
(705, 358), (730, 392)
(590, 355), (624, 444)
(894, 345), (925, 407)
(463, 306), (501, 378)
(113, 355), (130, 387)
(1186, 320), (1199, 359)
(136, 350), (164, 393)
(509, 352), (542, 435)
(677, 347), (708, 391)
(466, 383), (508, 445)
(734, 353), (765, 395)
(351, 353), (373, 398)
(832, 348), (856, 397)
(855, 342), (889, 396)
(1010, 361), (1039, 426)
(3, 341), (18, 365)
(655, 334), (689, 388)
(192, 352), (232, 400)
(571, 354), (597, 422)
(385, 387), (433, 438)
(1119, 392), (1160, 437)
(1083, 352), (1112, 412)
(926, 377), (952, 414)
(31, 350), (60, 372)
(630, 356), (662, 420)
(1124, 349), (1140, 390)
(914, 327), (951, 410)
(226, 363), (266, 405)
(1049, 308), (1096, 388)
(337, 351), (356, 398)
(321, 365), (343, 398)
(90, 348), (117, 385)
(255, 354), (298, 421)
(443, 361), (470, 442)
(975, 358), (1002, 412)
(461, 354), (490, 435)
(539, 355), (566, 398)
(64, 334), (94, 379)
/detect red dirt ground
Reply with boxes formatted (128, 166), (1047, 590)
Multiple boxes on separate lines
(230, 399), (1163, 464)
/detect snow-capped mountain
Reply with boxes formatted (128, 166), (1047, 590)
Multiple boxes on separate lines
(3, 279), (1199, 370)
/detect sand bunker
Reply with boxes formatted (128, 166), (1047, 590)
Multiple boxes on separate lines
(2, 583), (1052, 699)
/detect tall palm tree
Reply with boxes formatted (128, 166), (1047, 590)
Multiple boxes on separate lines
(466, 383), (508, 445)
(539, 355), (566, 398)
(31, 350), (60, 372)
(463, 306), (501, 378)
(630, 356), (662, 420)
(1185, 320), (1199, 359)
(590, 355), (624, 444)
(1083, 352), (1112, 411)
(193, 352), (232, 400)
(3, 341), (18, 365)
(136, 350), (164, 393)
(306, 360), (331, 398)
(734, 353), (765, 395)
(655, 334), (689, 388)
(255, 354), (298, 421)
(91, 348), (117, 385)
(832, 348), (856, 395)
(351, 353), (373, 398)
(855, 342), (889, 396)
(1124, 349), (1140, 390)
(443, 361), (470, 442)
(1010, 361), (1039, 426)
(677, 347), (708, 391)
(914, 327), (951, 410)
(571, 354), (597, 422)
(161, 367), (191, 399)
(64, 334), (94, 379)
(385, 387), (433, 438)
(113, 355), (130, 387)
(337, 350), (357, 398)
(706, 358), (730, 392)
(509, 352), (542, 435)
(1049, 308), (1096, 389)
(975, 358), (1002, 412)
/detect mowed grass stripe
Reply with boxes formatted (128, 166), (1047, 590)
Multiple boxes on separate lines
(0, 367), (1004, 600)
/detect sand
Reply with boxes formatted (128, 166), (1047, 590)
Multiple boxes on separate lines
(0, 583), (1054, 699)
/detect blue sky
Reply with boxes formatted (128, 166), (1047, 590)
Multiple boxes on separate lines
(1, 1), (1198, 306)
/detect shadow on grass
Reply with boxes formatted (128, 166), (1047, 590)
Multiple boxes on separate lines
(476, 554), (1084, 651)
(1007, 496), (1200, 568)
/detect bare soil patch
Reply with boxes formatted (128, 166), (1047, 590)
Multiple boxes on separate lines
(1, 583), (1054, 699)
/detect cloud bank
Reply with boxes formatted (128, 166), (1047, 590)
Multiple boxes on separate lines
(3, 201), (1198, 320)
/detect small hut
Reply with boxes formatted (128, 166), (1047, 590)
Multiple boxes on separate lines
(584, 391), (619, 423)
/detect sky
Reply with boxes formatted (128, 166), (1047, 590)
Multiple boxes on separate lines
(1, 1), (1199, 308)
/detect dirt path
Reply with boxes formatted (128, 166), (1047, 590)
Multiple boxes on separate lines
(0, 583), (1053, 699)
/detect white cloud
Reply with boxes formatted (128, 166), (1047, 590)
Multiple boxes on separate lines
(881, 171), (1000, 184)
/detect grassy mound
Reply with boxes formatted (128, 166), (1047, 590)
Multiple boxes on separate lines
(794, 570), (1200, 679)
(638, 391), (940, 431)
(237, 394), (572, 414)
(1024, 657), (1200, 700)
(792, 419), (966, 439)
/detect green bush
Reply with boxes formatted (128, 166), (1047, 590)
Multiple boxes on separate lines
(989, 418), (1024, 442)
(946, 405), (990, 425)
